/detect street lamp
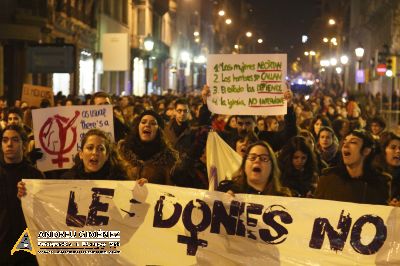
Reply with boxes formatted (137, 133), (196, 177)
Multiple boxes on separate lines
(144, 34), (154, 95)
(355, 44), (365, 91)
(236, 31), (252, 53)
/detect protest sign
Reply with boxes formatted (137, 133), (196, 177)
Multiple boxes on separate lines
(21, 179), (400, 265)
(206, 131), (241, 190)
(32, 105), (114, 172)
(22, 84), (54, 107)
(207, 54), (287, 115)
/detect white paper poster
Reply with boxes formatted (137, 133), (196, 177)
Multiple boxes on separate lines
(32, 105), (114, 171)
(207, 54), (288, 115)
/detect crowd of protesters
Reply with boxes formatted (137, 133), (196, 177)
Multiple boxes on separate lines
(2, 84), (400, 264)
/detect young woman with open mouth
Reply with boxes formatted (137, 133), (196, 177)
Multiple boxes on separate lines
(218, 141), (290, 196)
(315, 130), (390, 205)
(118, 110), (178, 185)
(60, 129), (127, 180)
(373, 132), (400, 206)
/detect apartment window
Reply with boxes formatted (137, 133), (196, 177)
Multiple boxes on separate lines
(104, 0), (111, 16)
(122, 0), (128, 24)
(137, 8), (145, 36)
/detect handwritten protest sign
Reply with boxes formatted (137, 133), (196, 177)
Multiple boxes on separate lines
(207, 54), (287, 115)
(32, 105), (114, 172)
(22, 84), (54, 107)
(21, 180), (400, 265)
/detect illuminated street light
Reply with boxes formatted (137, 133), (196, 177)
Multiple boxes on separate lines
(302, 35), (308, 43)
(386, 69), (393, 77)
(323, 37), (329, 43)
(195, 37), (200, 43)
(234, 44), (239, 49)
(310, 50), (316, 56)
(225, 18), (232, 25)
(335, 67), (342, 74)
(193, 31), (199, 36)
(194, 55), (207, 64)
(320, 59), (330, 67)
(330, 37), (337, 43)
(328, 18), (336, 25)
(144, 34), (154, 95)
(144, 35), (154, 51)
(355, 45), (365, 59)
(257, 38), (263, 44)
(246, 31), (252, 37)
(180, 51), (191, 63)
(304, 51), (309, 56)
(330, 58), (338, 66)
(218, 10), (225, 16)
(340, 55), (349, 65)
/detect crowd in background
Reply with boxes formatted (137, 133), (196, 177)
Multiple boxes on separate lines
(2, 83), (400, 264)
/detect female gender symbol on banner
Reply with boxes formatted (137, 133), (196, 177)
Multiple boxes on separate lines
(39, 111), (80, 167)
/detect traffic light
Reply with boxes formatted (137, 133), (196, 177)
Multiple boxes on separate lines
(378, 52), (386, 64)
(386, 56), (397, 77)
(386, 57), (393, 71)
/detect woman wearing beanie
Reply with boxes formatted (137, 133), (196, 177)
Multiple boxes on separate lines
(118, 110), (178, 185)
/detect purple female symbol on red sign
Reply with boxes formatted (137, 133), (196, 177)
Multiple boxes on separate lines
(39, 111), (80, 167)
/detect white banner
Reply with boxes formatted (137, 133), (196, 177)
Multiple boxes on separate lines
(32, 105), (114, 172)
(21, 179), (400, 265)
(206, 131), (241, 190)
(206, 54), (287, 115)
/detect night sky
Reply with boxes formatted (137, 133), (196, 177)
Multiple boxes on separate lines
(248, 0), (321, 61)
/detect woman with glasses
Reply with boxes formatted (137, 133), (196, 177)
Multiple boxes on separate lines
(118, 110), (178, 185)
(218, 141), (290, 196)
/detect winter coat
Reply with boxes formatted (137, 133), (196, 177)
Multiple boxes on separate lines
(315, 166), (390, 205)
(61, 160), (126, 180)
(119, 139), (178, 185)
(164, 119), (194, 156)
(258, 106), (298, 152)
(0, 159), (44, 265)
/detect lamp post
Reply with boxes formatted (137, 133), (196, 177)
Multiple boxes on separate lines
(144, 34), (154, 95)
(340, 55), (349, 92)
(236, 31), (252, 54)
(355, 44), (365, 91)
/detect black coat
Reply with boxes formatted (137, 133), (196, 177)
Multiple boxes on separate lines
(0, 159), (44, 265)
(315, 166), (390, 205)
(258, 106), (297, 152)
(61, 161), (126, 180)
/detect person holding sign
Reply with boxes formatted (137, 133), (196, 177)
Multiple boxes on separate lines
(118, 110), (178, 185)
(201, 85), (297, 153)
(315, 130), (390, 205)
(217, 141), (290, 196)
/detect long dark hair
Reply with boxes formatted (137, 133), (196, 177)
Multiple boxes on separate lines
(278, 136), (318, 180)
(373, 131), (400, 171)
(73, 129), (125, 177)
(119, 112), (172, 161)
(231, 141), (288, 195)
